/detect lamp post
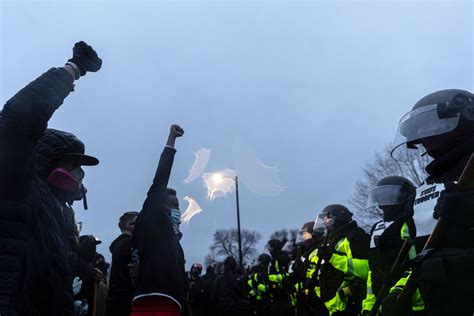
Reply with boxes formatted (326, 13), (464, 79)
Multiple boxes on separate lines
(234, 176), (243, 269)
(211, 173), (243, 268)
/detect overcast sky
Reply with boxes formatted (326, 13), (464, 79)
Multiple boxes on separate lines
(1, 0), (473, 268)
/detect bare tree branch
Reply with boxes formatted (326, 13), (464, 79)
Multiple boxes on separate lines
(269, 228), (299, 243)
(349, 142), (429, 231)
(206, 228), (262, 266)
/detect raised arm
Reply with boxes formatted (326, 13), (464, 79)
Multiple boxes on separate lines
(0, 41), (102, 195)
(140, 124), (184, 218)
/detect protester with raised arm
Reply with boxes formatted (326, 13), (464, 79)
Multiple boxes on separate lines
(131, 125), (187, 316)
(0, 41), (102, 315)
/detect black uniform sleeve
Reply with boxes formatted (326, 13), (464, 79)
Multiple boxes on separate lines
(349, 228), (370, 259)
(0, 68), (74, 195)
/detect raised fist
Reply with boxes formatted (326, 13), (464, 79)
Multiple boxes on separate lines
(68, 41), (102, 76)
(170, 124), (184, 138)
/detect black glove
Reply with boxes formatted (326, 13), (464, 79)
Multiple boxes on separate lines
(317, 245), (332, 262)
(68, 41), (102, 76)
(433, 182), (474, 227)
(380, 287), (410, 316)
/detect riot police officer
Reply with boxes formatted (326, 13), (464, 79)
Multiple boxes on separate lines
(292, 221), (325, 315)
(317, 204), (370, 316)
(248, 254), (271, 315)
(361, 176), (425, 315)
(267, 239), (291, 316)
(392, 89), (474, 315)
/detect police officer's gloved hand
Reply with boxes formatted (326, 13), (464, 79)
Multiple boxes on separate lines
(433, 182), (474, 227)
(68, 41), (102, 76)
(381, 287), (410, 316)
(317, 245), (332, 262)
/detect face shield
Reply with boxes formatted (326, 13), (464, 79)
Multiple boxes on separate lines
(316, 213), (334, 229)
(309, 216), (325, 238)
(366, 185), (408, 208)
(265, 243), (273, 254)
(282, 240), (295, 254)
(295, 232), (305, 246)
(391, 103), (461, 161)
(366, 184), (410, 217)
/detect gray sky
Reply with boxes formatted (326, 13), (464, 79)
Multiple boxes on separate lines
(1, 0), (473, 268)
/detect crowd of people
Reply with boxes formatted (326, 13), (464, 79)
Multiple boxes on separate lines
(0, 41), (473, 316)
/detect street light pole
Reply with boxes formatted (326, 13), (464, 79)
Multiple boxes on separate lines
(235, 176), (243, 269)
(209, 172), (244, 268)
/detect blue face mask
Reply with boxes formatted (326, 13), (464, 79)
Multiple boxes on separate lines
(170, 208), (181, 225)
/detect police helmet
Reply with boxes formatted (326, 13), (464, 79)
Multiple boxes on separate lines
(319, 204), (353, 222)
(367, 176), (416, 221)
(258, 253), (272, 266)
(392, 89), (474, 160)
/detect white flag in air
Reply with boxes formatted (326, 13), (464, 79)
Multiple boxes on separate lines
(184, 148), (212, 184)
(181, 195), (203, 224)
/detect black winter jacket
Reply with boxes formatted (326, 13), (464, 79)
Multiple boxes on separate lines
(105, 234), (134, 316)
(131, 146), (187, 309)
(210, 271), (247, 314)
(0, 68), (76, 315)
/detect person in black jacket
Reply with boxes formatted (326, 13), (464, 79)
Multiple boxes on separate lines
(202, 265), (217, 316)
(131, 124), (186, 316)
(210, 257), (250, 316)
(187, 263), (206, 316)
(0, 41), (101, 315)
(105, 211), (138, 316)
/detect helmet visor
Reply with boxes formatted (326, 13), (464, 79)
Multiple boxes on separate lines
(316, 213), (334, 228)
(295, 233), (306, 246)
(366, 185), (407, 209)
(282, 240), (295, 253)
(313, 215), (325, 230)
(392, 103), (460, 160)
